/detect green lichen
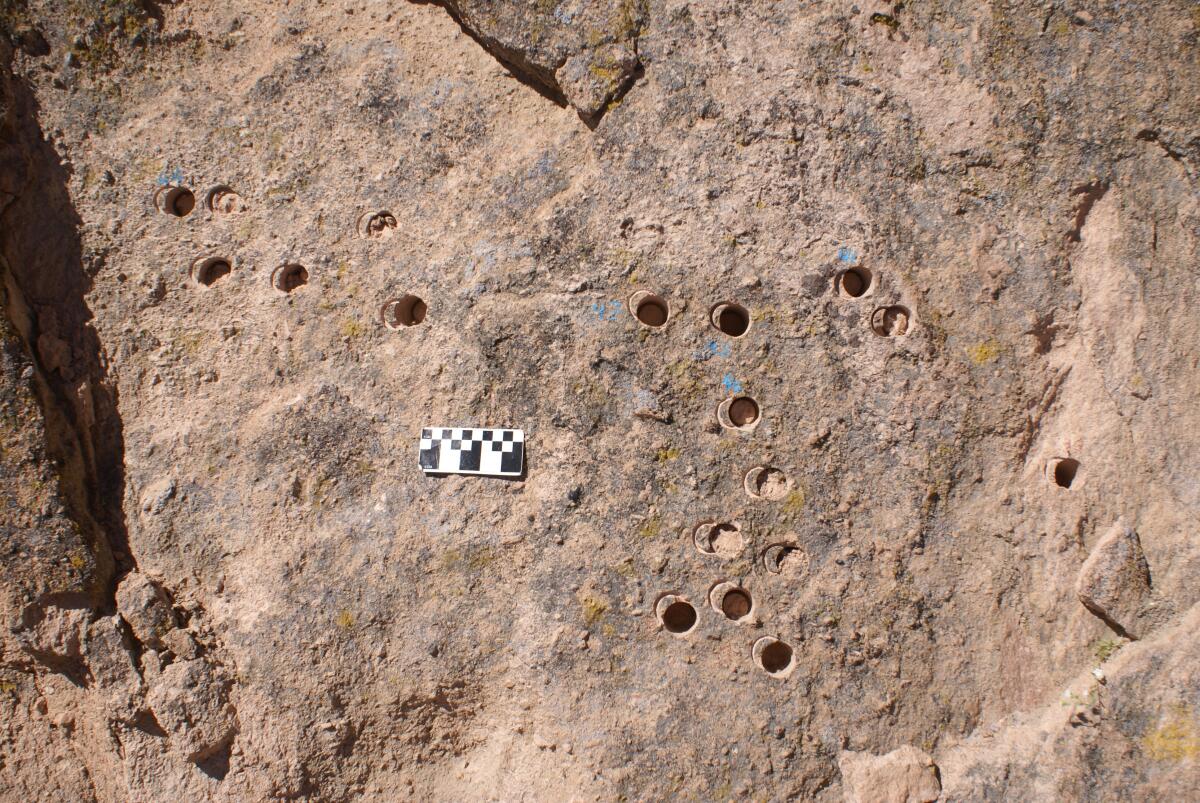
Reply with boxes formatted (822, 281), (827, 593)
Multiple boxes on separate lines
(581, 594), (609, 625)
(1142, 707), (1200, 761)
(966, 339), (1003, 365)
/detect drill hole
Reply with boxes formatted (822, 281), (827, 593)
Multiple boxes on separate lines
(753, 636), (795, 677)
(836, 267), (872, 298)
(693, 521), (745, 558)
(709, 582), (754, 622)
(710, 302), (751, 337)
(629, 291), (669, 328)
(191, 257), (231, 287)
(156, 186), (195, 217)
(1049, 457), (1080, 489)
(744, 466), (791, 500)
(205, 186), (244, 215)
(357, 211), (398, 239)
(717, 396), (761, 431)
(761, 543), (808, 575)
(381, 295), (428, 329)
(272, 264), (308, 293)
(722, 590), (752, 620)
(871, 305), (911, 337)
(656, 595), (698, 635)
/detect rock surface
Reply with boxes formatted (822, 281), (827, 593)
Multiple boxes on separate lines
(0, 0), (1198, 800)
(838, 745), (941, 803)
(1076, 522), (1154, 639)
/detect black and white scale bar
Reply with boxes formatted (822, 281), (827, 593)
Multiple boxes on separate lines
(418, 427), (524, 477)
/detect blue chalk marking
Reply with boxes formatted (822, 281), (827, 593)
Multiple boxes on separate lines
(837, 246), (857, 264)
(721, 374), (744, 394)
(156, 166), (184, 187)
(590, 300), (625, 322)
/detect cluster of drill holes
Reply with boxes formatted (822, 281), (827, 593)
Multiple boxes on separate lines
(358, 211), (398, 239)
(656, 595), (698, 635)
(744, 466), (790, 500)
(710, 582), (754, 622)
(206, 186), (244, 215)
(711, 301), (751, 337)
(156, 185), (195, 217)
(836, 266), (873, 298)
(273, 263), (308, 293)
(1049, 457), (1080, 489)
(693, 521), (744, 557)
(381, 295), (427, 329)
(871, 305), (910, 337)
(191, 257), (231, 287)
(630, 291), (669, 328)
(754, 636), (795, 677)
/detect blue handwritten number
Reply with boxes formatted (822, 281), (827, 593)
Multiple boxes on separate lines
(722, 374), (743, 394)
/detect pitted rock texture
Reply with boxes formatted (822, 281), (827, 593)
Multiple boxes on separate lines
(0, 1), (1198, 801)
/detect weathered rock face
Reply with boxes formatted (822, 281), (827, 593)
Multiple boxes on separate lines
(426, 0), (647, 123)
(1076, 522), (1154, 639)
(838, 745), (941, 803)
(0, 0), (1198, 801)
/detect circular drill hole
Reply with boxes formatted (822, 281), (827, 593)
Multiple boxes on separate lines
(760, 640), (794, 675)
(1052, 458), (1079, 489)
(360, 211), (398, 239)
(711, 302), (750, 337)
(193, 257), (231, 287)
(273, 264), (308, 293)
(661, 600), (698, 634)
(744, 466), (790, 500)
(761, 543), (808, 575)
(633, 293), (669, 328)
(729, 396), (760, 427)
(157, 186), (195, 217)
(694, 521), (744, 558)
(871, 305), (910, 337)
(837, 267), (872, 298)
(381, 295), (428, 328)
(206, 186), (244, 215)
(721, 589), (752, 620)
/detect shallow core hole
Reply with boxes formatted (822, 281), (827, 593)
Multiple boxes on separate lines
(871, 305), (910, 337)
(661, 600), (698, 634)
(711, 302), (750, 337)
(206, 186), (243, 215)
(721, 589), (752, 620)
(1053, 458), (1080, 489)
(838, 267), (871, 298)
(760, 640), (794, 674)
(160, 186), (195, 217)
(745, 466), (790, 500)
(634, 294), (669, 327)
(729, 396), (760, 427)
(194, 258), (231, 287)
(382, 295), (427, 328)
(762, 544), (806, 575)
(273, 264), (308, 293)
(364, 212), (397, 238)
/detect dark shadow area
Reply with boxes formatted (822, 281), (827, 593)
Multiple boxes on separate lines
(195, 737), (234, 781)
(0, 40), (131, 609)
